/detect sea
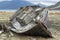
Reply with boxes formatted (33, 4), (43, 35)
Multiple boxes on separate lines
(48, 10), (60, 12)
(0, 9), (60, 12)
(0, 9), (17, 12)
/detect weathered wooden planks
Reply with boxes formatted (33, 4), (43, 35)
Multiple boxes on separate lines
(8, 5), (52, 37)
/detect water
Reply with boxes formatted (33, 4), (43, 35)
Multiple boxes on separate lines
(0, 10), (17, 12)
(48, 10), (60, 12)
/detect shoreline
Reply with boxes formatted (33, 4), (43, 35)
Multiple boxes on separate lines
(0, 9), (17, 12)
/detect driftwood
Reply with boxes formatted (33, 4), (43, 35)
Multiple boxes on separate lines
(8, 5), (52, 37)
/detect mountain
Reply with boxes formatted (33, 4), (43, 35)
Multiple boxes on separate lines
(0, 0), (50, 10)
(0, 0), (33, 10)
(48, 1), (60, 10)
(38, 3), (47, 7)
(55, 1), (60, 6)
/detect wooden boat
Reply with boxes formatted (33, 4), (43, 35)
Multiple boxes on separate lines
(8, 5), (52, 37)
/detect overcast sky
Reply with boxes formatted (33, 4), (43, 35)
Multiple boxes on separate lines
(0, 0), (60, 6)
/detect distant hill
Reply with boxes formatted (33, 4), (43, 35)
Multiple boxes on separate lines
(0, 0), (48, 10)
(48, 1), (60, 10)
(55, 1), (60, 6)
(38, 3), (47, 7)
(0, 0), (33, 10)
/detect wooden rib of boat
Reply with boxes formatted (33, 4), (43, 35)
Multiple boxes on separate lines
(9, 5), (52, 37)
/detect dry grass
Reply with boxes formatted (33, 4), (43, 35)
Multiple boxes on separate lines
(0, 11), (60, 40)
(48, 12), (60, 15)
(0, 12), (15, 23)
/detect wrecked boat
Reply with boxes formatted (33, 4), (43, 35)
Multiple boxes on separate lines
(7, 6), (52, 37)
